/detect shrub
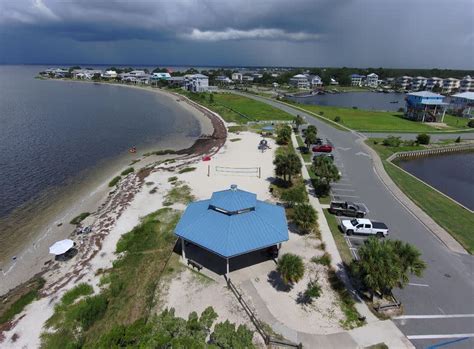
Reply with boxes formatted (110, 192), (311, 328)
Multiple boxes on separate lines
(168, 176), (178, 182)
(416, 133), (430, 145)
(293, 203), (317, 234)
(312, 252), (332, 266)
(70, 212), (90, 225)
(66, 294), (108, 330)
(397, 107), (405, 112)
(468, 120), (474, 128)
(382, 136), (402, 147)
(60, 283), (94, 306)
(277, 253), (305, 285)
(210, 320), (254, 348)
(280, 185), (307, 207)
(178, 167), (196, 174)
(108, 176), (121, 187)
(334, 116), (341, 123)
(313, 178), (331, 197)
(455, 136), (461, 143)
(305, 278), (322, 299)
(121, 167), (134, 176)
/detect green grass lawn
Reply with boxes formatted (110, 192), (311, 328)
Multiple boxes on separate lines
(284, 100), (472, 133)
(368, 140), (474, 254)
(323, 209), (353, 266)
(180, 91), (293, 124)
(295, 135), (311, 162)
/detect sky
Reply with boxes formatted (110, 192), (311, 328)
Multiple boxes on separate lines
(0, 0), (473, 68)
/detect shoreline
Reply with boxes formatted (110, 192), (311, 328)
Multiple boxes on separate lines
(0, 82), (222, 297)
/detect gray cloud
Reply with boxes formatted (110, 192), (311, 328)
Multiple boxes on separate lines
(0, 0), (472, 68)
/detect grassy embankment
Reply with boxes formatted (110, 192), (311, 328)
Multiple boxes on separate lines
(367, 139), (474, 254)
(283, 100), (472, 133)
(40, 208), (184, 347)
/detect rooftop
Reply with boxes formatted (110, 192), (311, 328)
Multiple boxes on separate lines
(452, 92), (474, 101)
(408, 91), (445, 98)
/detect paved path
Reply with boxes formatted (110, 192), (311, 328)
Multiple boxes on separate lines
(232, 92), (474, 349)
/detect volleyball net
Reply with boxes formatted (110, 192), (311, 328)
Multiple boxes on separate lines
(212, 166), (261, 178)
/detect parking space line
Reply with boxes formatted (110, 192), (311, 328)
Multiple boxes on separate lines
(408, 283), (430, 287)
(332, 188), (355, 192)
(395, 314), (474, 320)
(331, 183), (353, 186)
(407, 334), (474, 340)
(332, 194), (360, 198)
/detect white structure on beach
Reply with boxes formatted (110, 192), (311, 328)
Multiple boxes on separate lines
(183, 74), (209, 92)
(366, 73), (379, 87)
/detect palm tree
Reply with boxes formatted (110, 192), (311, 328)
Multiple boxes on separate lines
(293, 203), (317, 234)
(294, 114), (304, 133)
(313, 156), (340, 184)
(277, 253), (305, 285)
(286, 153), (302, 183)
(274, 154), (290, 182)
(276, 125), (292, 145)
(273, 153), (302, 184)
(304, 130), (318, 149)
(392, 240), (426, 287)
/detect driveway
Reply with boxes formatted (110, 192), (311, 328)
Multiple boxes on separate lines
(233, 92), (474, 349)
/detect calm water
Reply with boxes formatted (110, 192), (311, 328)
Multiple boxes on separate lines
(290, 91), (406, 111)
(398, 152), (474, 210)
(0, 65), (201, 219)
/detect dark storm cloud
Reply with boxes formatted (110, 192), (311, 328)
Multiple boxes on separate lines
(0, 0), (472, 68)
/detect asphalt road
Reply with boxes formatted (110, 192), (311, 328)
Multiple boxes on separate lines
(235, 92), (474, 349)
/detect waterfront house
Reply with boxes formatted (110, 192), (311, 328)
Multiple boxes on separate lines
(442, 78), (460, 94)
(350, 74), (365, 87)
(411, 76), (427, 91)
(289, 74), (310, 89)
(168, 76), (185, 87)
(460, 75), (474, 92)
(450, 92), (474, 118)
(366, 73), (379, 88)
(175, 185), (288, 277)
(72, 69), (102, 80)
(183, 74), (209, 92)
(308, 75), (323, 87)
(215, 75), (232, 84)
(426, 77), (443, 91)
(405, 91), (448, 122)
(231, 72), (243, 82)
(151, 72), (171, 80)
(396, 76), (412, 90)
(102, 70), (117, 79)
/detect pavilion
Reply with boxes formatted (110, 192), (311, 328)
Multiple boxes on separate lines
(405, 91), (449, 122)
(175, 185), (288, 277)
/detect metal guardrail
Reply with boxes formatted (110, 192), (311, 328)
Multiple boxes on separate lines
(226, 278), (302, 348)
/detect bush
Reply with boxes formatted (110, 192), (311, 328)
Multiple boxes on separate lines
(280, 185), (307, 207)
(305, 278), (322, 299)
(293, 203), (317, 234)
(108, 176), (121, 187)
(397, 107), (405, 112)
(178, 167), (196, 174)
(210, 320), (254, 348)
(382, 136), (402, 147)
(334, 116), (341, 123)
(121, 167), (134, 176)
(416, 133), (430, 145)
(313, 178), (331, 197)
(67, 294), (108, 330)
(70, 212), (90, 225)
(168, 176), (178, 182)
(311, 252), (332, 266)
(468, 119), (474, 128)
(277, 253), (305, 285)
(60, 283), (94, 306)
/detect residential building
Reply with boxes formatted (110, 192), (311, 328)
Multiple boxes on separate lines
(289, 74), (310, 89)
(426, 77), (443, 91)
(102, 70), (117, 79)
(442, 78), (460, 94)
(242, 75), (254, 83)
(151, 72), (171, 80)
(366, 73), (379, 87)
(450, 92), (474, 117)
(411, 76), (427, 91)
(460, 75), (474, 92)
(307, 75), (323, 87)
(183, 74), (209, 92)
(350, 74), (365, 87)
(396, 76), (412, 90)
(168, 76), (185, 87)
(231, 72), (243, 82)
(405, 91), (448, 122)
(72, 69), (102, 79)
(215, 75), (232, 84)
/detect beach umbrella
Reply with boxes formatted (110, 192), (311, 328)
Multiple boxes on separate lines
(49, 239), (74, 255)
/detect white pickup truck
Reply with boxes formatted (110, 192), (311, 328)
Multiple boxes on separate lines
(340, 218), (389, 237)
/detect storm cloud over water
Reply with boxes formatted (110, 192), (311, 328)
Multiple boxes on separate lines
(0, 0), (472, 68)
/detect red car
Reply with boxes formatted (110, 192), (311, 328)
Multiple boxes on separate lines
(312, 144), (333, 153)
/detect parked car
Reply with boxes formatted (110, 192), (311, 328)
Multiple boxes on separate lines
(329, 201), (367, 217)
(312, 143), (333, 153)
(313, 153), (334, 161)
(340, 218), (388, 237)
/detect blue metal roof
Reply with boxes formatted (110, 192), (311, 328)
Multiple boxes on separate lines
(175, 187), (288, 258)
(210, 187), (257, 213)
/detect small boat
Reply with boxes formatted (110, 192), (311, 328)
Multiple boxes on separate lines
(390, 101), (399, 104)
(129, 146), (137, 154)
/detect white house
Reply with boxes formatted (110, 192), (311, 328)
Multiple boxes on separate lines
(350, 74), (365, 87)
(396, 76), (412, 90)
(460, 76), (474, 92)
(451, 92), (474, 117)
(366, 73), (379, 87)
(289, 74), (310, 89)
(242, 75), (254, 82)
(307, 75), (323, 87)
(102, 70), (117, 79)
(411, 76), (427, 91)
(442, 78), (460, 93)
(215, 76), (232, 84)
(183, 74), (209, 92)
(151, 72), (171, 80)
(426, 77), (443, 91)
(231, 73), (243, 82)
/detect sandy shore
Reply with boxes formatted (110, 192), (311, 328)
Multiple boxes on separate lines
(0, 84), (216, 297)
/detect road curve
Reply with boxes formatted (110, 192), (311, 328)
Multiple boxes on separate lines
(234, 92), (474, 349)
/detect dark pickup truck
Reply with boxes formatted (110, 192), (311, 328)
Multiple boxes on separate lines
(329, 201), (367, 218)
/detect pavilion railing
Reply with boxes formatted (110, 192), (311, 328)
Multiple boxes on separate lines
(226, 278), (302, 348)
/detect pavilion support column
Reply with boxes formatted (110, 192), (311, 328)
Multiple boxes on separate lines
(442, 108), (446, 122)
(181, 238), (187, 262)
(226, 258), (230, 278)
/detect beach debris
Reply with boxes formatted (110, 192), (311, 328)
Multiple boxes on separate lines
(202, 155), (211, 161)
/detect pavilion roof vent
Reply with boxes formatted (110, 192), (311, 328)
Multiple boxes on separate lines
(208, 185), (257, 215)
